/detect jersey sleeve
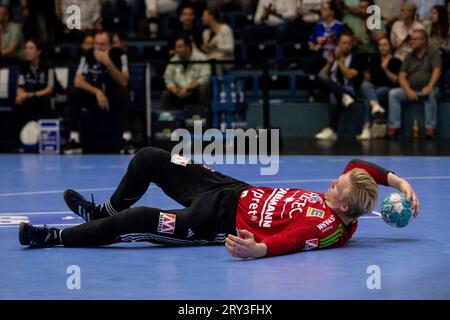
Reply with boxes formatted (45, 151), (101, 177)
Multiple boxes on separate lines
(261, 224), (321, 257)
(343, 159), (394, 186)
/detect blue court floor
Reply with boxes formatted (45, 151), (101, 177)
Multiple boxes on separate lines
(0, 154), (449, 300)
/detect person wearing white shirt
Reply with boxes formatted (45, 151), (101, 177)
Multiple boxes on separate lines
(244, 0), (297, 45)
(390, 2), (425, 61)
(161, 36), (212, 110)
(201, 8), (234, 64)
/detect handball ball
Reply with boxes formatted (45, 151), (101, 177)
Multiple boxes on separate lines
(381, 192), (415, 228)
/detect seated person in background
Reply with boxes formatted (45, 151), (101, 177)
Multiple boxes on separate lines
(308, 1), (344, 72)
(410, 0), (445, 34)
(390, 2), (425, 61)
(374, 0), (402, 29)
(62, 31), (135, 155)
(243, 0), (297, 44)
(145, 0), (179, 39)
(160, 36), (211, 110)
(429, 5), (450, 71)
(74, 33), (94, 62)
(14, 39), (54, 151)
(315, 32), (364, 140)
(201, 8), (234, 73)
(168, 4), (203, 56)
(345, 0), (386, 55)
(283, 0), (323, 43)
(0, 4), (25, 63)
(429, 5), (449, 52)
(358, 37), (402, 140)
(388, 29), (442, 140)
(112, 32), (128, 52)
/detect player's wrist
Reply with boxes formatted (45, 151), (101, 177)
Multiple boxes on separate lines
(254, 243), (267, 258)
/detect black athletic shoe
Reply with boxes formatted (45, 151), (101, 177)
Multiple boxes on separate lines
(120, 139), (136, 155)
(19, 223), (59, 248)
(62, 139), (83, 155)
(64, 189), (100, 222)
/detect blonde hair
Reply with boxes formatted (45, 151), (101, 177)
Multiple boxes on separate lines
(401, 2), (417, 14)
(343, 169), (379, 219)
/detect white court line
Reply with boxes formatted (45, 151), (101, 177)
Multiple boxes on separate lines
(0, 223), (80, 228)
(0, 211), (72, 216)
(1, 175), (449, 197)
(0, 187), (117, 197)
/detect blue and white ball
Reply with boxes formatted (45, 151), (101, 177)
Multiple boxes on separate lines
(381, 192), (415, 228)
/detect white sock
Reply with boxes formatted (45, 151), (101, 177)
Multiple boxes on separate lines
(70, 131), (80, 143)
(122, 131), (132, 141)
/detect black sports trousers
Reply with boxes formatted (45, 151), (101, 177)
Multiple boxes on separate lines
(60, 147), (252, 247)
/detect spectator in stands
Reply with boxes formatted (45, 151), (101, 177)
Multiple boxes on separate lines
(430, 5), (450, 72)
(201, 7), (234, 73)
(375, 0), (402, 29)
(387, 29), (442, 140)
(0, 4), (25, 63)
(74, 33), (95, 62)
(13, 39), (54, 151)
(308, 1), (344, 71)
(345, 0), (386, 55)
(243, 0), (297, 44)
(336, 0), (360, 27)
(284, 0), (323, 43)
(112, 32), (128, 52)
(21, 0), (56, 45)
(315, 32), (364, 140)
(429, 5), (449, 51)
(160, 36), (211, 110)
(145, 0), (179, 39)
(358, 37), (402, 140)
(410, 0), (445, 34)
(178, 0), (207, 17)
(62, 31), (135, 155)
(81, 34), (95, 52)
(390, 2), (425, 61)
(168, 4), (203, 55)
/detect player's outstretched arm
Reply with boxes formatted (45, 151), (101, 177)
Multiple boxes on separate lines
(225, 230), (267, 259)
(387, 172), (420, 216)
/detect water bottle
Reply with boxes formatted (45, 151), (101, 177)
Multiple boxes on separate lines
(230, 81), (237, 103)
(237, 81), (245, 103)
(219, 83), (227, 103)
(412, 118), (419, 139)
(220, 112), (226, 132)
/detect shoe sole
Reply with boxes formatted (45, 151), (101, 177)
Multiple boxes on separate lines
(19, 222), (29, 245)
(63, 189), (79, 214)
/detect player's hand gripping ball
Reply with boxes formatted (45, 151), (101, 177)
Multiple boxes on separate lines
(381, 192), (415, 228)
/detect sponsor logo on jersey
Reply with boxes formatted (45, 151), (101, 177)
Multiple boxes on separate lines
(261, 188), (289, 228)
(316, 215), (336, 232)
(306, 207), (325, 218)
(304, 238), (319, 251)
(171, 154), (190, 166)
(320, 224), (344, 249)
(240, 190), (248, 198)
(158, 212), (176, 234)
(308, 195), (323, 204)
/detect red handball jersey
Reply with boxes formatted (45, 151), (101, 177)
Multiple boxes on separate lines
(235, 159), (392, 257)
